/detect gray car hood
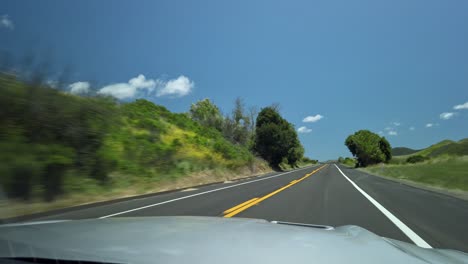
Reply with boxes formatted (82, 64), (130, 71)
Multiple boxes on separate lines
(0, 216), (467, 264)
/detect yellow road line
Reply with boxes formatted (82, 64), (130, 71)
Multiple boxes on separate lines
(224, 164), (327, 218)
(223, 197), (259, 215)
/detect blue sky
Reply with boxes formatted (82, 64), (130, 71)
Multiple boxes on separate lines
(1, 0), (468, 160)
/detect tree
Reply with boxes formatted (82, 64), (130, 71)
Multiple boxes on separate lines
(344, 130), (392, 167)
(233, 97), (244, 125)
(221, 114), (236, 143)
(248, 106), (258, 133)
(231, 97), (251, 146)
(254, 106), (304, 168)
(287, 144), (304, 167)
(379, 136), (392, 162)
(189, 99), (223, 131)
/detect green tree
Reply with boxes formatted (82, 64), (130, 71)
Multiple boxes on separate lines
(221, 114), (236, 143)
(189, 99), (223, 131)
(254, 107), (304, 168)
(379, 136), (392, 162)
(231, 97), (250, 146)
(287, 144), (304, 167)
(345, 130), (392, 167)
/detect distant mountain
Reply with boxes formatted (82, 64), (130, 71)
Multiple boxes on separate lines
(393, 139), (468, 157)
(392, 147), (419, 156)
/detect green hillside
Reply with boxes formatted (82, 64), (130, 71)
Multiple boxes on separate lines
(0, 74), (267, 207)
(392, 139), (468, 160)
(391, 147), (419, 156)
(364, 138), (468, 192)
(411, 139), (468, 157)
(365, 156), (468, 191)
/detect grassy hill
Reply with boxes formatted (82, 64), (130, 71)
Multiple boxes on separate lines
(364, 138), (468, 192)
(391, 147), (419, 156)
(406, 139), (468, 158)
(391, 139), (468, 160)
(365, 156), (468, 191)
(0, 74), (271, 215)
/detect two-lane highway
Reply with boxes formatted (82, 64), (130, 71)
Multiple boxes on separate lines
(19, 163), (468, 253)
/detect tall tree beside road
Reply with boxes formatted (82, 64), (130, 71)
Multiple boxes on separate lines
(345, 130), (392, 167)
(189, 99), (223, 132)
(190, 98), (253, 147)
(254, 106), (304, 168)
(231, 97), (251, 146)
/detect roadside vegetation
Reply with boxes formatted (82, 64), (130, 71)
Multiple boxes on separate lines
(344, 130), (392, 167)
(0, 72), (312, 216)
(364, 156), (468, 191)
(360, 137), (468, 192)
(338, 157), (357, 167)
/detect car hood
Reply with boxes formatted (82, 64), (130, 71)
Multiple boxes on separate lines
(0, 216), (467, 264)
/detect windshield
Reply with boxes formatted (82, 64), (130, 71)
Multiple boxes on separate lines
(1, 0), (468, 261)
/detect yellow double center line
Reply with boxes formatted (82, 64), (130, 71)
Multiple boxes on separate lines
(223, 164), (327, 218)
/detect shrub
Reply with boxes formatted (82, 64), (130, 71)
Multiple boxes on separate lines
(406, 155), (430, 164)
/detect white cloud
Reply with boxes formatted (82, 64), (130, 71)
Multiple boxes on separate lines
(384, 127), (392, 131)
(392, 122), (401, 126)
(46, 80), (59, 88)
(388, 131), (398, 136)
(453, 102), (468, 110)
(98, 75), (156, 99)
(156, 75), (193, 97)
(0, 15), (14, 30)
(97, 74), (193, 100)
(129, 74), (157, 90)
(409, 126), (415, 131)
(69, 82), (90, 94)
(425, 123), (433, 128)
(302, 114), (324, 123)
(440, 112), (455, 120)
(297, 126), (312, 133)
(378, 131), (383, 135)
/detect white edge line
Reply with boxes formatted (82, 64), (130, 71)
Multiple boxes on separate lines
(98, 166), (317, 219)
(333, 164), (432, 248)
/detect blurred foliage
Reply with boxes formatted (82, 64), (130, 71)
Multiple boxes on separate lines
(301, 157), (318, 164)
(189, 98), (223, 132)
(406, 155), (430, 164)
(345, 130), (392, 167)
(0, 74), (255, 202)
(338, 157), (356, 167)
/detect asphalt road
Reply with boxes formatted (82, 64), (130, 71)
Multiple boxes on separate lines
(17, 164), (468, 253)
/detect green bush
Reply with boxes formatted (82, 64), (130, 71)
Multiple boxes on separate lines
(406, 155), (430, 164)
(343, 157), (356, 167)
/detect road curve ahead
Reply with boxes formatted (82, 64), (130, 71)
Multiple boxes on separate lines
(19, 164), (468, 253)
